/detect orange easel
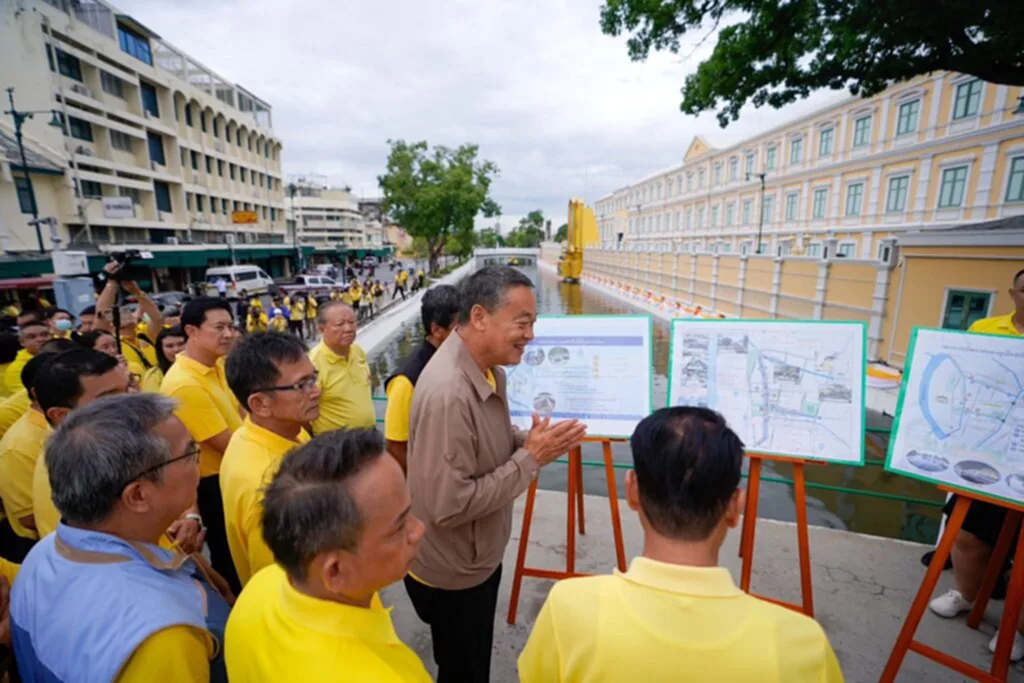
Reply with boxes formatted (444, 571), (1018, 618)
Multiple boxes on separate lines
(881, 488), (1024, 682)
(737, 452), (824, 617)
(506, 438), (628, 624)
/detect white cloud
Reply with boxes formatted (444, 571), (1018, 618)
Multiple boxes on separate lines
(116, 0), (853, 229)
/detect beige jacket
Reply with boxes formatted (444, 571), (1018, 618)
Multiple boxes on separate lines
(407, 332), (537, 590)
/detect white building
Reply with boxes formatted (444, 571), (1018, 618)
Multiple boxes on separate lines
(288, 178), (366, 247)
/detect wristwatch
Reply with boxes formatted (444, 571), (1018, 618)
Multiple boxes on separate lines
(184, 512), (204, 529)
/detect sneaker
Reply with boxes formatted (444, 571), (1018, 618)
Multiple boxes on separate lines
(988, 631), (1024, 662)
(929, 589), (973, 618)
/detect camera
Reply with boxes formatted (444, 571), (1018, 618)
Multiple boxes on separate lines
(108, 249), (154, 282)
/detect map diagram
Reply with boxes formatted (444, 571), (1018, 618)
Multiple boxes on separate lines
(668, 320), (866, 464)
(887, 328), (1024, 503)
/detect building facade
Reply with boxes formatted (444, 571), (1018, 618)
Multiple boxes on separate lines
(288, 178), (365, 248)
(0, 0), (285, 264)
(596, 72), (1024, 260)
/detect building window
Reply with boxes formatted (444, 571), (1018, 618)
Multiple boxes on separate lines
(195, 194), (204, 212)
(777, 241), (792, 257)
(205, 156), (212, 174)
(806, 242), (822, 258)
(761, 196), (774, 224)
(952, 79), (982, 120)
(267, 175), (273, 190)
(819, 128), (834, 157)
(139, 82), (159, 117)
(264, 142), (270, 158)
(896, 99), (920, 136)
(886, 175), (910, 213)
(185, 193), (192, 211)
(211, 197), (219, 214)
(80, 180), (102, 198)
(213, 118), (219, 137)
(714, 164), (722, 186)
(68, 116), (93, 142)
(698, 170), (705, 189)
(812, 187), (827, 218)
(845, 182), (864, 216)
(110, 130), (133, 152)
(236, 129), (242, 146)
(729, 158), (738, 181)
(247, 136), (252, 152)
(1005, 156), (1024, 203)
(217, 159), (224, 176)
(685, 209), (692, 229)
(745, 153), (754, 177)
(877, 242), (892, 262)
(853, 115), (871, 148)
(942, 290), (991, 330)
(240, 168), (247, 183)
(200, 111), (207, 133)
(697, 207), (705, 228)
(229, 164), (236, 180)
(190, 151), (199, 171)
(271, 207), (277, 221)
(49, 46), (83, 82)
(184, 103), (193, 127)
(14, 176), (35, 214)
(118, 24), (153, 65)
(790, 138), (803, 164)
(938, 165), (969, 208)
(785, 192), (798, 221)
(742, 199), (751, 225)
(686, 174), (693, 192)
(147, 132), (165, 165)
(711, 206), (719, 227)
(837, 242), (857, 257)
(725, 202), (735, 226)
(766, 146), (777, 171)
(100, 71), (125, 98)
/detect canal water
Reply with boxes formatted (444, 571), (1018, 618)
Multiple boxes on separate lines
(367, 264), (945, 544)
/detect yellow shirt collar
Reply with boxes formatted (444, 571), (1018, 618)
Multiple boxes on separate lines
(175, 353), (216, 376)
(318, 342), (354, 365)
(241, 416), (309, 451)
(27, 407), (52, 431)
(989, 313), (1021, 335)
(616, 556), (742, 598)
(278, 580), (400, 643)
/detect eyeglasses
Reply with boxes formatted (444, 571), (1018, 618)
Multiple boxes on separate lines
(120, 441), (201, 491)
(255, 371), (320, 395)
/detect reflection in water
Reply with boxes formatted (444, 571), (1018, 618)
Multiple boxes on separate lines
(367, 265), (944, 543)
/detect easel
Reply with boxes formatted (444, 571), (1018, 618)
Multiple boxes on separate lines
(737, 452), (823, 616)
(881, 488), (1024, 682)
(506, 437), (628, 624)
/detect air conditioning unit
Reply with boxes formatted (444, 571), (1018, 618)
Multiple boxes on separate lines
(165, 237), (179, 245)
(150, 160), (159, 171)
(75, 145), (93, 156)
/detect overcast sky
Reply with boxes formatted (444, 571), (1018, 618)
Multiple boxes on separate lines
(116, 0), (850, 231)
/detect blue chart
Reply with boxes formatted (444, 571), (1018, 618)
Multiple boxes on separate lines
(668, 319), (866, 464)
(504, 315), (652, 439)
(887, 328), (1024, 503)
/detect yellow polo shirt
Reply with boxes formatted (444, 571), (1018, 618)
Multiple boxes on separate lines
(32, 450), (59, 538)
(120, 337), (158, 370)
(519, 557), (843, 682)
(140, 366), (165, 394)
(289, 301), (305, 322)
(306, 297), (317, 320)
(383, 375), (414, 442)
(969, 312), (1022, 337)
(0, 557), (17, 585)
(225, 564), (430, 683)
(308, 342), (375, 433)
(4, 348), (34, 395)
(117, 625), (213, 682)
(269, 316), (288, 333)
(0, 408), (52, 539)
(0, 388), (31, 440)
(160, 354), (243, 477)
(221, 418), (310, 586)
(0, 363), (11, 399)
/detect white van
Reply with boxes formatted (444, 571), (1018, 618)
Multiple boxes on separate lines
(204, 265), (274, 296)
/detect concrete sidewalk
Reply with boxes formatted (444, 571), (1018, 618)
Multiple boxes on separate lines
(381, 489), (1024, 682)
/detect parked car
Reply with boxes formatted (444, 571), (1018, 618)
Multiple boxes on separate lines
(204, 265), (274, 297)
(277, 274), (346, 297)
(152, 291), (190, 311)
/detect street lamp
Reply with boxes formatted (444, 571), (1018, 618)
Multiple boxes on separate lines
(746, 171), (767, 255)
(4, 87), (64, 254)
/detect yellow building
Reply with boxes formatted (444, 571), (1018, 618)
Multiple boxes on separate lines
(0, 0), (285, 253)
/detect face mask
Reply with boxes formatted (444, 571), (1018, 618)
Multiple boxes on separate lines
(55, 319), (73, 332)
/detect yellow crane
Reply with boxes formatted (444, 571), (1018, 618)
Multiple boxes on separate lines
(558, 198), (598, 282)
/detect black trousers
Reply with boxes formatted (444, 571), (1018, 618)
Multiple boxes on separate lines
(288, 319), (304, 339)
(197, 475), (241, 595)
(0, 517), (35, 564)
(404, 565), (502, 683)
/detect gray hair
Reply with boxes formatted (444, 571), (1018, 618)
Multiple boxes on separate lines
(46, 393), (177, 526)
(261, 428), (385, 580)
(316, 300), (354, 326)
(457, 266), (534, 325)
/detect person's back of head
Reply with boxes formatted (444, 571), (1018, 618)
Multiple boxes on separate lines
(420, 285), (459, 340)
(0, 331), (21, 364)
(34, 347), (123, 426)
(628, 406), (745, 545)
(21, 351), (59, 404)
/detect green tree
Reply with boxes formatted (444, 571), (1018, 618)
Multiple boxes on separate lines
(477, 227), (505, 248)
(554, 223), (568, 243)
(600, 0), (1024, 127)
(379, 140), (501, 272)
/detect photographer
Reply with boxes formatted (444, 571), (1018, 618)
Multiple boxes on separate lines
(95, 260), (164, 371)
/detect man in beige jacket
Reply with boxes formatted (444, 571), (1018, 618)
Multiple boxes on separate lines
(405, 266), (586, 683)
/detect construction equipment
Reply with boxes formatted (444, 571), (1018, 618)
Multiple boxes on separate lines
(558, 198), (598, 282)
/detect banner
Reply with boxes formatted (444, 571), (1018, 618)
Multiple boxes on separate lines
(232, 210), (258, 224)
(102, 196), (134, 218)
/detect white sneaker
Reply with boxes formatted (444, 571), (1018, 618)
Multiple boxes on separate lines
(988, 631), (1024, 662)
(929, 589), (973, 618)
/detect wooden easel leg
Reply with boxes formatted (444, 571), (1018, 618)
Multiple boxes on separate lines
(792, 463), (815, 617)
(990, 523), (1024, 679)
(968, 511), (1022, 629)
(575, 451), (586, 535)
(602, 440), (627, 571)
(740, 457), (763, 593)
(566, 447), (578, 575)
(880, 496), (971, 683)
(506, 478), (539, 625)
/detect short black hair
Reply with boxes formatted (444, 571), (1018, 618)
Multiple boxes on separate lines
(456, 266), (533, 325)
(19, 318), (49, 333)
(79, 305), (96, 316)
(21, 351), (57, 395)
(1014, 268), (1024, 287)
(181, 297), (233, 332)
(17, 310), (43, 325)
(630, 407), (745, 541)
(421, 284), (460, 334)
(262, 429), (385, 581)
(40, 338), (77, 355)
(226, 331), (308, 407)
(0, 332), (21, 364)
(34, 348), (119, 417)
(76, 329), (113, 349)
(42, 308), (72, 321)
(154, 326), (186, 374)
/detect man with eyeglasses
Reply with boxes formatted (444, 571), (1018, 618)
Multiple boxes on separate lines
(309, 302), (375, 434)
(11, 394), (233, 683)
(161, 297), (244, 594)
(221, 332), (321, 586)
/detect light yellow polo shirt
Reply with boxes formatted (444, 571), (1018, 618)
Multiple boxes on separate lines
(225, 564), (430, 683)
(308, 342), (375, 433)
(4, 348), (34, 395)
(32, 450), (58, 538)
(221, 418), (310, 586)
(519, 556), (843, 682)
(0, 388), (31, 440)
(968, 312), (1022, 337)
(120, 337), (158, 370)
(0, 408), (52, 539)
(140, 366), (165, 394)
(160, 354), (243, 477)
(383, 375), (414, 442)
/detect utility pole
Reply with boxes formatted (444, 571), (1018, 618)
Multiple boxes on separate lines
(747, 172), (767, 255)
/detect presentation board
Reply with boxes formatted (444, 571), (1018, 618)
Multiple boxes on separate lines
(886, 327), (1024, 504)
(505, 315), (653, 439)
(667, 319), (866, 464)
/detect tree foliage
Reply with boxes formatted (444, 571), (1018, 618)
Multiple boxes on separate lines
(378, 140), (500, 272)
(600, 0), (1024, 127)
(504, 210), (547, 248)
(554, 223), (568, 243)
(477, 227), (505, 248)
